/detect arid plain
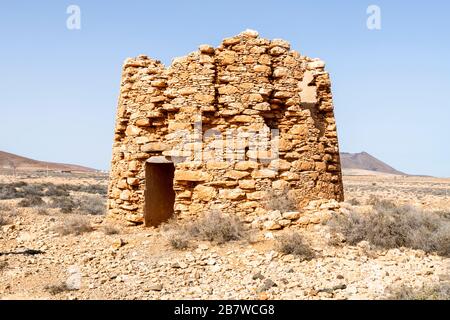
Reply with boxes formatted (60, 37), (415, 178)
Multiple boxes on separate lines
(0, 172), (449, 300)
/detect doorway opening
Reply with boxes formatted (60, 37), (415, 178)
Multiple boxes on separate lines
(144, 160), (175, 227)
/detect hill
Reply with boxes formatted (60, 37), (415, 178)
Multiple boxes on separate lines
(0, 150), (97, 173)
(340, 152), (405, 175)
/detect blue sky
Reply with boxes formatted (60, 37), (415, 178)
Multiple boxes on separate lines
(0, 1), (449, 177)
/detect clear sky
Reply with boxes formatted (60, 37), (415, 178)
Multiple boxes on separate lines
(1, 1), (449, 177)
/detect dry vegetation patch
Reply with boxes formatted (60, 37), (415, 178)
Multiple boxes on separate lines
(275, 231), (315, 261)
(18, 195), (45, 208)
(264, 187), (298, 212)
(388, 283), (450, 300)
(329, 197), (450, 256)
(0, 214), (11, 226)
(52, 216), (94, 236)
(102, 224), (120, 235)
(0, 202), (14, 225)
(44, 283), (74, 295)
(0, 260), (8, 272)
(77, 195), (105, 215)
(0, 180), (107, 215)
(162, 211), (246, 249)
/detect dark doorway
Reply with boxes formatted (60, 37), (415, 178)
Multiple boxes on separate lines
(144, 161), (175, 227)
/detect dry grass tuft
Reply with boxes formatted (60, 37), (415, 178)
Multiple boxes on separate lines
(167, 232), (190, 250)
(52, 216), (93, 236)
(275, 231), (315, 261)
(102, 224), (120, 235)
(264, 187), (298, 212)
(188, 211), (245, 243)
(162, 211), (246, 249)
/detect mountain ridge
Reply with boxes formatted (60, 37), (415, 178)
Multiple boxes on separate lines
(340, 151), (405, 175)
(0, 150), (405, 176)
(0, 150), (97, 173)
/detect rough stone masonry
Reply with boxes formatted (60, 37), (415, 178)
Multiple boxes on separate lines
(107, 30), (344, 226)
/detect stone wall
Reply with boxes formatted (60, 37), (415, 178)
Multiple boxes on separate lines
(108, 30), (344, 225)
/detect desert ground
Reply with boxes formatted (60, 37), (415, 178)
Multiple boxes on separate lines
(0, 172), (449, 300)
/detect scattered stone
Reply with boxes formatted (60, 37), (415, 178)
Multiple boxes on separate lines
(145, 283), (163, 292)
(263, 221), (282, 230)
(252, 272), (265, 280)
(112, 238), (126, 249)
(257, 279), (277, 293)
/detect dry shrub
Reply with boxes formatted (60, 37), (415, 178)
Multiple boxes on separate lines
(264, 187), (298, 212)
(0, 214), (11, 226)
(44, 283), (72, 295)
(435, 210), (450, 220)
(0, 183), (23, 199)
(161, 220), (193, 249)
(167, 232), (190, 250)
(0, 260), (8, 271)
(18, 196), (45, 208)
(36, 208), (49, 215)
(0, 182), (107, 200)
(75, 184), (107, 195)
(0, 202), (11, 211)
(347, 198), (361, 206)
(49, 194), (105, 215)
(102, 224), (120, 235)
(366, 195), (397, 209)
(49, 196), (76, 213)
(162, 211), (245, 249)
(78, 195), (105, 215)
(20, 184), (45, 197)
(188, 211), (245, 243)
(0, 202), (15, 225)
(328, 197), (450, 256)
(388, 283), (450, 300)
(52, 216), (93, 235)
(275, 231), (315, 261)
(43, 184), (70, 197)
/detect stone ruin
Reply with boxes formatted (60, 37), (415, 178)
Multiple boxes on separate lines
(107, 30), (344, 228)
